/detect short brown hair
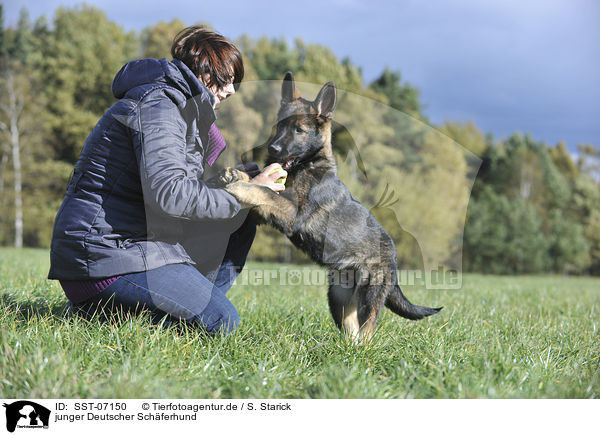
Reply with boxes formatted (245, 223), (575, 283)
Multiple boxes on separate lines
(171, 26), (244, 91)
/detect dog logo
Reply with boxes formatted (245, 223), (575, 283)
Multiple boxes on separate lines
(3, 401), (50, 432)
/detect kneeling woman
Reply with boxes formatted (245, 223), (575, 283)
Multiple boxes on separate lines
(48, 26), (286, 334)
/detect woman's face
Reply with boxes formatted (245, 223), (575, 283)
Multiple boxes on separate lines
(202, 72), (235, 107)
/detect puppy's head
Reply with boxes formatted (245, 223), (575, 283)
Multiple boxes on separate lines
(266, 72), (337, 169)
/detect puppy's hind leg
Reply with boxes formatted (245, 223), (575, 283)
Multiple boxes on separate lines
(356, 282), (390, 343)
(328, 281), (360, 343)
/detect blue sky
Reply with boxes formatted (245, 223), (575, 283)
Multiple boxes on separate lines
(4, 0), (599, 152)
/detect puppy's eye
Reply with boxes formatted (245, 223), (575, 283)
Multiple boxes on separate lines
(295, 126), (306, 134)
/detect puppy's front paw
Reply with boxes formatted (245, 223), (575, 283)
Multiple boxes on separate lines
(218, 167), (250, 186)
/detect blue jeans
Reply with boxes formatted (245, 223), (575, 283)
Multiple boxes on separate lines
(73, 218), (256, 335)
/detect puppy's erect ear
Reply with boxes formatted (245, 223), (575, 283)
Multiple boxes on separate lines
(314, 81), (337, 119)
(281, 71), (298, 103)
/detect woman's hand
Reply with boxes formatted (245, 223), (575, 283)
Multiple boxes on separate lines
(249, 163), (287, 193)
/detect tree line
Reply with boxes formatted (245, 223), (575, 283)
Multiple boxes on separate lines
(1, 4), (598, 275)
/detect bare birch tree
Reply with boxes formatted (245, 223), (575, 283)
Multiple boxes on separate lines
(0, 143), (8, 203)
(0, 68), (25, 248)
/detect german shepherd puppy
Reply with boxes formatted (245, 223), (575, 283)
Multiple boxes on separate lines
(219, 72), (441, 341)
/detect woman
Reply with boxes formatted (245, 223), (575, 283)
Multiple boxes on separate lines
(48, 26), (285, 334)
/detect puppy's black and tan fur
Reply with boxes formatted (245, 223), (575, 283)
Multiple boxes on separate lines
(220, 72), (441, 341)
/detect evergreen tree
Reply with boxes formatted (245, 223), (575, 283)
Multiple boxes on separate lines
(6, 8), (32, 64)
(0, 5), (7, 59)
(368, 68), (421, 117)
(464, 186), (550, 274)
(547, 209), (589, 274)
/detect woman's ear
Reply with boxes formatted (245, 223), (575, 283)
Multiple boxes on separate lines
(314, 81), (337, 119)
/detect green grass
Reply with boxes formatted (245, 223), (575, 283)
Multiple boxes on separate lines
(1, 247), (598, 398)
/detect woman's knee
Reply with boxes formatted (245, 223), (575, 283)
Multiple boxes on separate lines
(219, 307), (240, 334)
(196, 304), (240, 335)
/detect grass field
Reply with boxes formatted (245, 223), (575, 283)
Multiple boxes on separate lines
(0, 247), (598, 399)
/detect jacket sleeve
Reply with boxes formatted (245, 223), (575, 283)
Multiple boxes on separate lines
(133, 88), (242, 220)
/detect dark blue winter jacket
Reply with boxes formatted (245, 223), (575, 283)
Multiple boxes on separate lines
(48, 58), (243, 279)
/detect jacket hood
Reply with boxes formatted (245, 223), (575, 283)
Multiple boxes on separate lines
(111, 58), (216, 106)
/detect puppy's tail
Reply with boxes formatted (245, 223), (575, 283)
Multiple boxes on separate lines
(385, 285), (442, 320)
